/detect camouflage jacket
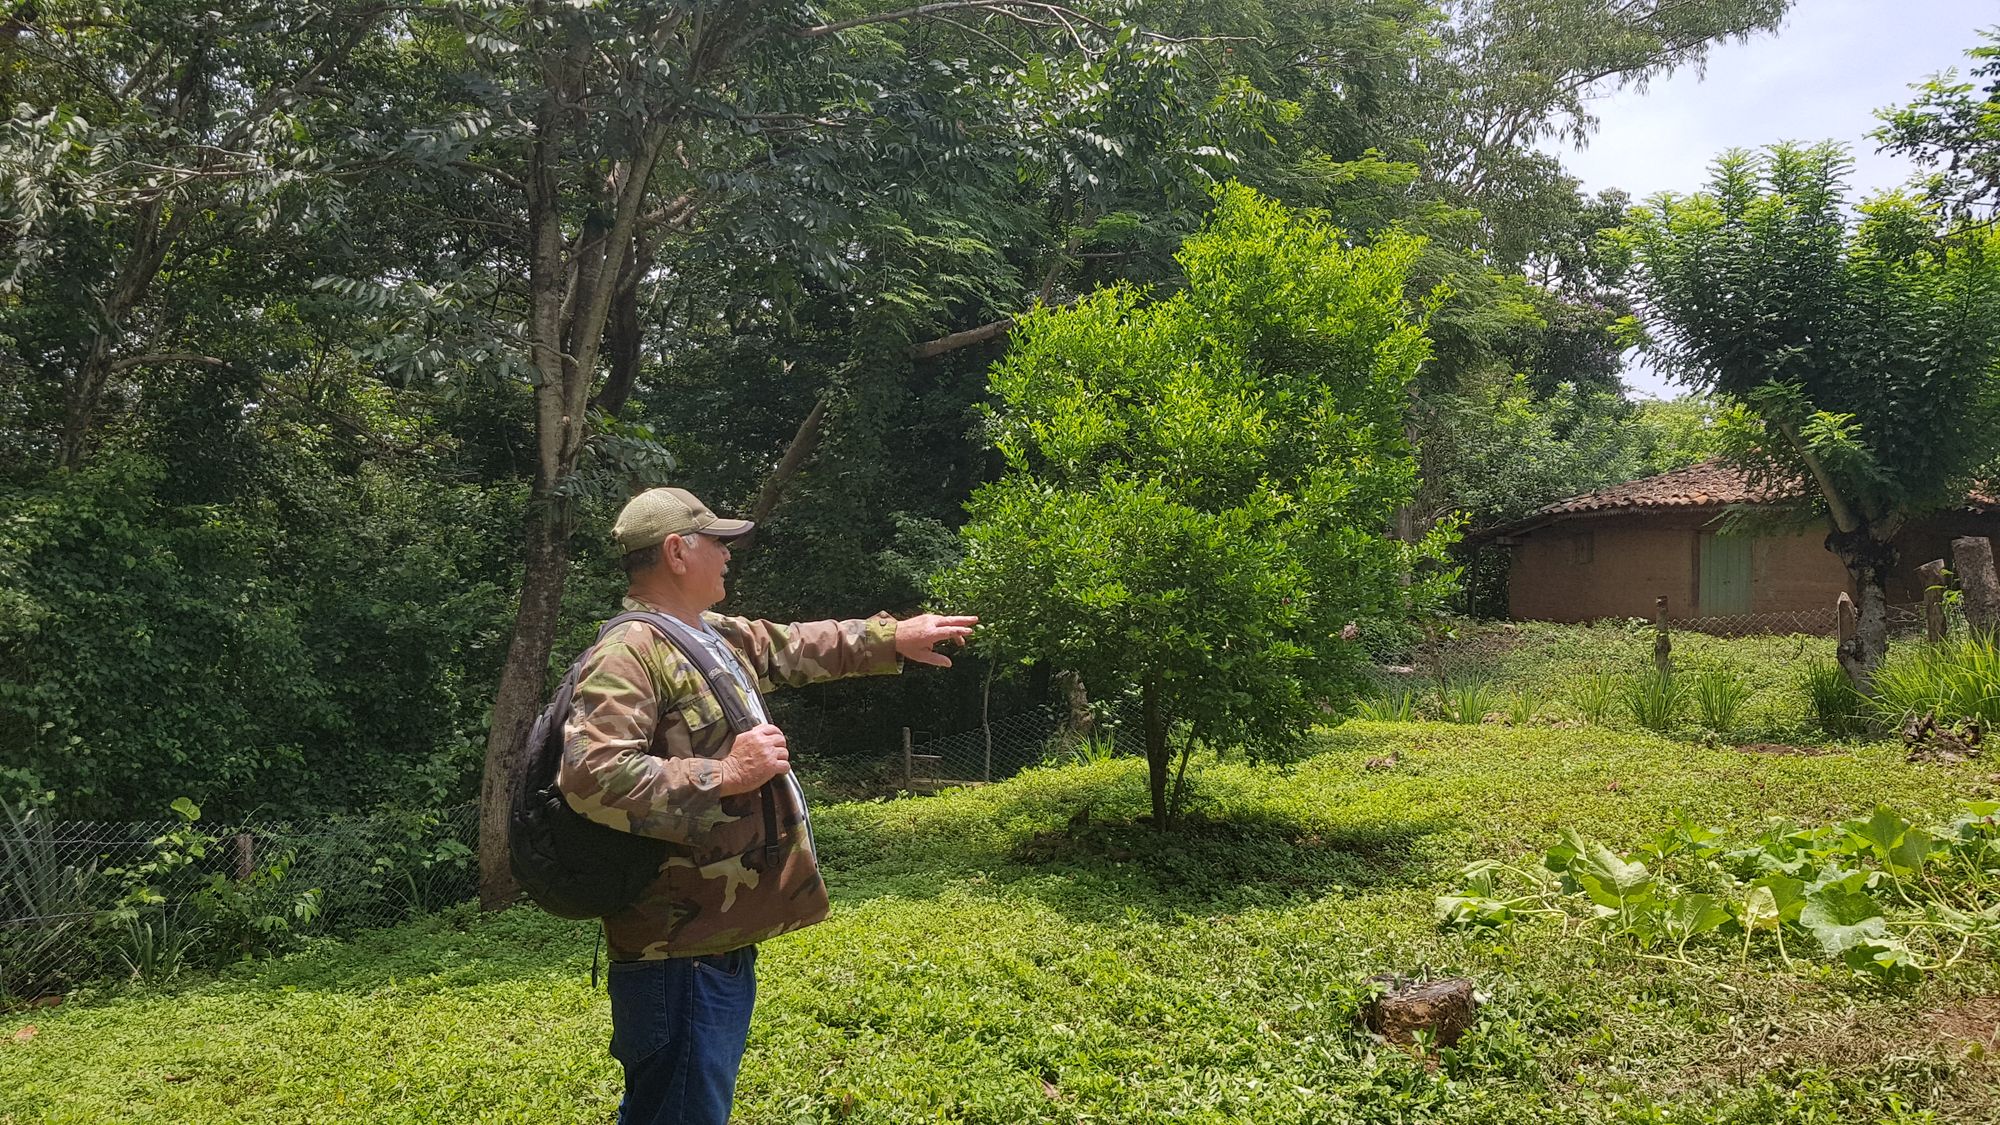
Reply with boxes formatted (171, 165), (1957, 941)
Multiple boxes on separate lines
(559, 596), (901, 960)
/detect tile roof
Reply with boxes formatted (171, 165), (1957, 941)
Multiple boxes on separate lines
(1483, 459), (1998, 539)
(1527, 460), (1789, 519)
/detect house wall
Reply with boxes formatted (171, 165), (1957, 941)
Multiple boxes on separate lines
(1507, 517), (1703, 622)
(1507, 511), (2000, 623)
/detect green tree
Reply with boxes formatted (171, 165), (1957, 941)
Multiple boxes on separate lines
(1617, 144), (2000, 685)
(936, 185), (1454, 828)
(1876, 29), (2000, 219)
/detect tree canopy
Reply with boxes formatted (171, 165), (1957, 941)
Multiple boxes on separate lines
(1616, 142), (2000, 683)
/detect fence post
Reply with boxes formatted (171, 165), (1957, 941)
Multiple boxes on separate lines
(902, 727), (913, 789)
(981, 664), (994, 784)
(234, 832), (255, 880)
(1919, 558), (1949, 642)
(1837, 591), (1858, 654)
(1952, 537), (2000, 634)
(1652, 596), (1672, 676)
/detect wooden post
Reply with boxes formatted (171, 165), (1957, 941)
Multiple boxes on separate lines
(1919, 559), (1948, 643)
(901, 727), (914, 789)
(1837, 591), (1858, 650)
(981, 664), (994, 784)
(233, 832), (255, 880)
(1952, 537), (2000, 634)
(1652, 596), (1672, 676)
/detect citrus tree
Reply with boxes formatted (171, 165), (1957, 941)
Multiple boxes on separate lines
(935, 184), (1455, 828)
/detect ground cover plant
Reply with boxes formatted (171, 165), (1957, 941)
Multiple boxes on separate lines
(5, 718), (1997, 1124)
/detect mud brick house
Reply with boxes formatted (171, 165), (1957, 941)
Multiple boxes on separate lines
(1487, 461), (2000, 623)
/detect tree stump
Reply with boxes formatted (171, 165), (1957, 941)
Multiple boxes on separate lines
(1919, 559), (1948, 643)
(1953, 537), (2000, 634)
(1362, 974), (1479, 1048)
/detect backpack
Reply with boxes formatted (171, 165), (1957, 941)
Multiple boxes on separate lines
(507, 610), (768, 920)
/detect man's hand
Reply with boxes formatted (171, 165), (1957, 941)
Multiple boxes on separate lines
(895, 614), (979, 667)
(717, 723), (790, 795)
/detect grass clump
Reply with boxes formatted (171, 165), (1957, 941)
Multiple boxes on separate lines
(1870, 633), (2000, 729)
(1621, 668), (1689, 732)
(1571, 670), (1619, 725)
(1800, 659), (1868, 738)
(1438, 675), (1500, 725)
(1691, 668), (1753, 732)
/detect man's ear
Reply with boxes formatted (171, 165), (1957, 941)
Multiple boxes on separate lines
(662, 536), (687, 574)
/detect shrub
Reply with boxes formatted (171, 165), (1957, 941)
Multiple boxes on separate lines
(1622, 669), (1689, 732)
(1692, 669), (1753, 732)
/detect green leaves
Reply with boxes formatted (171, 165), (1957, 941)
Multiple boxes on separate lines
(1798, 885), (1887, 953)
(939, 185), (1453, 821)
(1446, 802), (1994, 984)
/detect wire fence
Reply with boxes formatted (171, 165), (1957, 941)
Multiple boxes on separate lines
(795, 703), (1147, 800)
(4, 707), (1138, 1000)
(1667, 603), (1927, 638)
(1, 803), (477, 1002)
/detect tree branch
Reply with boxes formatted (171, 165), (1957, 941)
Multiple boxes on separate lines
(107, 352), (226, 373)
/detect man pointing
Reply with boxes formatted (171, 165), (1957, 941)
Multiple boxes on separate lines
(559, 486), (975, 1125)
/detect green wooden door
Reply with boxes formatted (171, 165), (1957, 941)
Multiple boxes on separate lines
(1699, 533), (1752, 616)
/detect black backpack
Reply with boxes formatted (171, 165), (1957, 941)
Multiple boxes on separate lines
(508, 610), (766, 920)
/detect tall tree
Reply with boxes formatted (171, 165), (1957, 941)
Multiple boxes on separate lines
(1617, 143), (2000, 685)
(351, 0), (1236, 905)
(0, 0), (396, 469)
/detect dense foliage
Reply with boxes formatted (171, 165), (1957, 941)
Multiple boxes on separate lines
(1, 1), (1812, 826)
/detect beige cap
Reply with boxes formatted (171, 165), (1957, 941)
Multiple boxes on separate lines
(612, 487), (754, 553)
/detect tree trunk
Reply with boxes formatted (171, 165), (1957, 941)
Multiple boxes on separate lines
(1952, 536), (2000, 634)
(1919, 559), (1948, 642)
(1141, 679), (1168, 828)
(1828, 528), (1896, 692)
(476, 499), (572, 908)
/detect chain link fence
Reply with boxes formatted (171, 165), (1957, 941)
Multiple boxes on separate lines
(1668, 603), (1927, 638)
(1, 802), (476, 1002)
(796, 703), (1148, 801)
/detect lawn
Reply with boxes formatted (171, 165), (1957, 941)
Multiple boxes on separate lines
(4, 722), (1997, 1123)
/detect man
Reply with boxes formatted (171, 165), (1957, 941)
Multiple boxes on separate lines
(558, 485), (975, 1125)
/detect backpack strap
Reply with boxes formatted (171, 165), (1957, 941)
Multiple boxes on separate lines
(595, 609), (783, 869)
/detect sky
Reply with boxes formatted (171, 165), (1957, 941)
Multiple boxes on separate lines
(1541, 0), (1995, 399)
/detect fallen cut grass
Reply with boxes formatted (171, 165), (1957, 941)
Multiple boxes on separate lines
(5, 723), (1998, 1124)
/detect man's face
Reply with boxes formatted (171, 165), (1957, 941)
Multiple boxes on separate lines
(674, 531), (733, 606)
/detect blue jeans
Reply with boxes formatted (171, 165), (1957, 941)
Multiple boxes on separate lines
(605, 946), (758, 1125)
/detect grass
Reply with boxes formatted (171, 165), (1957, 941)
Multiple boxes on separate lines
(5, 721), (1998, 1123)
(1416, 621), (1834, 738)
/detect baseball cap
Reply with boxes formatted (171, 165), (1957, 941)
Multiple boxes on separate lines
(612, 487), (755, 553)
